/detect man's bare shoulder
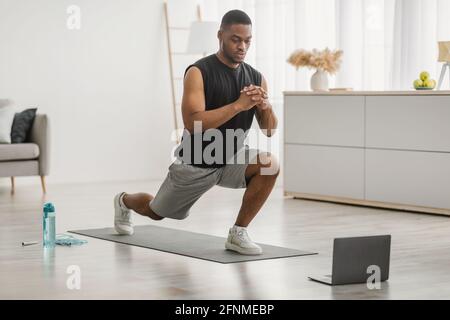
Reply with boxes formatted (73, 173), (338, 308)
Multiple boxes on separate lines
(185, 65), (202, 78)
(184, 66), (204, 90)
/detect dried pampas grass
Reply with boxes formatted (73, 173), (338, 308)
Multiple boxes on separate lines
(287, 48), (343, 75)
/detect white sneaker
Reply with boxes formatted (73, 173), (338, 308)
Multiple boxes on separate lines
(225, 226), (263, 255)
(114, 192), (134, 235)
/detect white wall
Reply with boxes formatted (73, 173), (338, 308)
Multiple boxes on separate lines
(0, 0), (175, 185)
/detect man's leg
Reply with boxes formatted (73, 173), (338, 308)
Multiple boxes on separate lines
(122, 193), (165, 221)
(114, 163), (217, 236)
(234, 152), (280, 227)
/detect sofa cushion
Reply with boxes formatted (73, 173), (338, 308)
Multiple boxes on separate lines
(0, 99), (13, 108)
(0, 143), (40, 161)
(11, 108), (38, 143)
(0, 106), (15, 144)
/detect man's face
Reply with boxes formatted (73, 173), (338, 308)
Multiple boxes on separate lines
(218, 24), (252, 64)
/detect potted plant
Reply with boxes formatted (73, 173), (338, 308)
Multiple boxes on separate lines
(287, 48), (343, 91)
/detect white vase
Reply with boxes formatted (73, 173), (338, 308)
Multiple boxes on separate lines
(310, 69), (329, 91)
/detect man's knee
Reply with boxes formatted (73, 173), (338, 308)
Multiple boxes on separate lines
(150, 208), (188, 221)
(148, 204), (165, 221)
(256, 152), (280, 177)
(149, 210), (165, 221)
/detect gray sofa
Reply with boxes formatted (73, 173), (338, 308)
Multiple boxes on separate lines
(0, 114), (50, 194)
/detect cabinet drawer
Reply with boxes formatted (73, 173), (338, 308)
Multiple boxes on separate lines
(366, 96), (450, 152)
(284, 144), (364, 199)
(284, 96), (364, 147)
(366, 149), (450, 209)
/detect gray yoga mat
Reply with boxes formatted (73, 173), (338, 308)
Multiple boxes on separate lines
(69, 225), (317, 263)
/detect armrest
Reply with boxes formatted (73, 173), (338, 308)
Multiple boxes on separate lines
(29, 114), (51, 176)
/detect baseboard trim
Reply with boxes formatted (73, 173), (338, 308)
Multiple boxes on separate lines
(284, 191), (450, 216)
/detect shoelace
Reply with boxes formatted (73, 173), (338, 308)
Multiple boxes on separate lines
(119, 201), (131, 221)
(122, 209), (131, 220)
(237, 230), (251, 242)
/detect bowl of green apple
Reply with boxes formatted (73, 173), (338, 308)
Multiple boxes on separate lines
(414, 71), (436, 90)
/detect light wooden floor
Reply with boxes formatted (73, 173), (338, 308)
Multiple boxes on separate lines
(1, 179), (450, 300)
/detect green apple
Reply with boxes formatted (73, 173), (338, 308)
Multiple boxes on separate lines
(420, 71), (430, 81)
(424, 79), (436, 88)
(414, 79), (423, 88)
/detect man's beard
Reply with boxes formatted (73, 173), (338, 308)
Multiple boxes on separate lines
(223, 48), (242, 64)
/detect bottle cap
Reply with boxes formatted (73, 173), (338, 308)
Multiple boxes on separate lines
(43, 203), (55, 218)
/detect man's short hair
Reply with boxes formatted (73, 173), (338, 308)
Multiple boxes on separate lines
(220, 10), (252, 30)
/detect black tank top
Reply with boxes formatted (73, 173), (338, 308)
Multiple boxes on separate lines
(175, 54), (262, 168)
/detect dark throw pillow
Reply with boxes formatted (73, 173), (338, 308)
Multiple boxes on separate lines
(11, 108), (38, 144)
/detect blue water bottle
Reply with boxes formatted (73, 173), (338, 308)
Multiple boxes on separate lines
(43, 203), (56, 248)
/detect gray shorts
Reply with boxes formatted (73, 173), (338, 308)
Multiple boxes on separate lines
(149, 148), (260, 220)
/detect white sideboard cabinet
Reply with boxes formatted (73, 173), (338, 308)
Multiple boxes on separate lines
(284, 91), (450, 216)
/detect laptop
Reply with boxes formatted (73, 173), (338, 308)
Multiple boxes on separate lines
(308, 235), (391, 286)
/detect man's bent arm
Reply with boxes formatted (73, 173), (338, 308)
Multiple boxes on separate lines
(182, 67), (241, 133)
(256, 76), (278, 137)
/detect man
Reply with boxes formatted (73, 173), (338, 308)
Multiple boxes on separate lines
(113, 10), (279, 255)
